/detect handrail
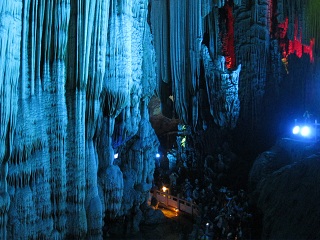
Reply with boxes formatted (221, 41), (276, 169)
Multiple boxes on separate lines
(150, 190), (200, 217)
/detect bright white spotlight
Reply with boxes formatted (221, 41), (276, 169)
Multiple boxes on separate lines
(292, 126), (300, 135)
(156, 153), (160, 158)
(300, 126), (311, 137)
(114, 153), (119, 159)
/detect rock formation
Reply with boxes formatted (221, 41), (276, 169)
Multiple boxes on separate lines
(1, 0), (158, 238)
(0, 0), (320, 239)
(249, 138), (320, 239)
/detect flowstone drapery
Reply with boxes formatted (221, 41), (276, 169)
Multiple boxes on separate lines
(1, 0), (158, 239)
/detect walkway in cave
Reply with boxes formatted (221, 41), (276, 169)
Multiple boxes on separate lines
(106, 205), (194, 240)
(138, 205), (194, 240)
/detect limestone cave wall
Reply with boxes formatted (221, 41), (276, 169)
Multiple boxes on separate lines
(0, 0), (320, 239)
(0, 0), (158, 239)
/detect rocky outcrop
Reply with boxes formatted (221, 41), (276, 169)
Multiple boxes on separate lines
(249, 138), (320, 239)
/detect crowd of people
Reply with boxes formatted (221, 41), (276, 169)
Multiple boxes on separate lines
(153, 156), (255, 240)
(194, 186), (253, 239)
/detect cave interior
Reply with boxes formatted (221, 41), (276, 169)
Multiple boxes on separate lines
(0, 0), (320, 239)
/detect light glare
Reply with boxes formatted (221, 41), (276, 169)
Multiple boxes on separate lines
(292, 126), (300, 134)
(301, 126), (311, 137)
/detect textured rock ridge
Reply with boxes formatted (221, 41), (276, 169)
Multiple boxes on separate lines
(249, 139), (320, 239)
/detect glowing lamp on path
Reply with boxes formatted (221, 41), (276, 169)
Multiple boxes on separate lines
(206, 222), (210, 235)
(156, 153), (160, 158)
(292, 126), (300, 135)
(301, 126), (311, 137)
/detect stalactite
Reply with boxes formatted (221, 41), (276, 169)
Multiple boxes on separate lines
(100, 89), (128, 117)
(107, 0), (159, 213)
(33, 0), (45, 95)
(20, 0), (31, 100)
(64, 0), (100, 237)
(150, 0), (170, 87)
(286, 0), (296, 40)
(233, 0), (242, 6)
(3, 0), (158, 238)
(305, 1), (320, 53)
(53, 0), (70, 62)
(201, 0), (213, 17)
(221, 2), (236, 69)
(277, 0), (307, 44)
(215, 0), (225, 8)
(209, 0), (242, 8)
(141, 16), (157, 99)
(169, 0), (188, 123)
(105, 0), (132, 97)
(97, 0), (154, 226)
(9, 137), (45, 165)
(42, 0), (53, 65)
(98, 0), (133, 193)
(151, 0), (244, 128)
(187, 0), (202, 128)
(85, 0), (111, 236)
(35, 2), (71, 237)
(0, 1), (22, 239)
(150, 0), (174, 119)
(29, 0), (37, 96)
(206, 8), (221, 59)
(86, 0), (110, 127)
(233, 0), (269, 128)
(67, 0), (96, 90)
(188, 0), (202, 92)
(201, 45), (240, 128)
(276, 3), (315, 65)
